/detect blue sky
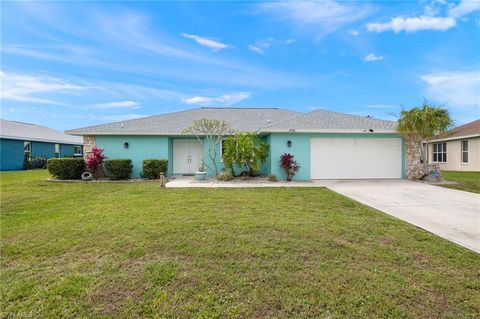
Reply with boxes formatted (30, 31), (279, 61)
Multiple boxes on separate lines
(1, 0), (479, 130)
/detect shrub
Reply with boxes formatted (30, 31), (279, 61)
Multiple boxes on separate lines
(143, 159), (168, 179)
(48, 158), (86, 180)
(280, 153), (300, 181)
(217, 170), (234, 181)
(222, 132), (269, 176)
(104, 159), (132, 180)
(268, 175), (278, 182)
(86, 147), (107, 178)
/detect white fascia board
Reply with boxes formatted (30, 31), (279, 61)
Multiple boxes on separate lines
(260, 129), (398, 134)
(428, 134), (480, 143)
(0, 135), (83, 145)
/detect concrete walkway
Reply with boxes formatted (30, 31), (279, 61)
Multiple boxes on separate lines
(166, 175), (325, 188)
(320, 179), (480, 253)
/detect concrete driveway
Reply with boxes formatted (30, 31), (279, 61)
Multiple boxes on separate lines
(318, 180), (480, 253)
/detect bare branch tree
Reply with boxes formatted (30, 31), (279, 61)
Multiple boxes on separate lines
(183, 119), (234, 176)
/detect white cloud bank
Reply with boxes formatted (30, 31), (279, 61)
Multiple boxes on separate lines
(182, 92), (251, 106)
(90, 100), (140, 109)
(421, 70), (480, 108)
(0, 70), (83, 104)
(367, 16), (456, 33)
(367, 0), (480, 33)
(181, 33), (230, 51)
(363, 53), (384, 62)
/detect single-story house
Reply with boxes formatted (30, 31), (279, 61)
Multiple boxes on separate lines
(0, 119), (84, 171)
(67, 107), (406, 180)
(427, 119), (479, 172)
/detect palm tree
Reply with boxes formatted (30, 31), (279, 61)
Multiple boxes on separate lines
(397, 102), (454, 175)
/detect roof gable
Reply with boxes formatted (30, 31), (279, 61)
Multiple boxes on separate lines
(263, 109), (397, 132)
(0, 119), (83, 144)
(431, 119), (480, 141)
(66, 107), (301, 135)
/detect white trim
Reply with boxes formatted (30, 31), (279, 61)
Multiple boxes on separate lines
(262, 128), (398, 133)
(429, 134), (480, 143)
(67, 129), (398, 135)
(0, 135), (82, 145)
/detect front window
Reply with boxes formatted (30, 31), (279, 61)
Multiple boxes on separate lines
(55, 144), (60, 158)
(24, 141), (31, 154)
(74, 145), (83, 156)
(432, 142), (447, 163)
(462, 140), (468, 164)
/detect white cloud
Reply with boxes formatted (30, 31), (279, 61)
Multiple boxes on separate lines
(348, 29), (360, 36)
(0, 70), (83, 104)
(182, 92), (251, 106)
(248, 38), (295, 54)
(248, 45), (265, 54)
(90, 100), (140, 109)
(448, 0), (480, 18)
(420, 70), (480, 108)
(363, 53), (384, 62)
(181, 33), (229, 51)
(367, 0), (480, 34)
(258, 0), (372, 37)
(367, 16), (456, 33)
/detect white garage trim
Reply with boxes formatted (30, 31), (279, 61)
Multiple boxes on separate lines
(311, 138), (402, 179)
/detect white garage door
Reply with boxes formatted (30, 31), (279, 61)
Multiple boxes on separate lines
(311, 138), (402, 179)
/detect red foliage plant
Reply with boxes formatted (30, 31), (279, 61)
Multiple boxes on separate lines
(279, 153), (300, 181)
(86, 147), (107, 177)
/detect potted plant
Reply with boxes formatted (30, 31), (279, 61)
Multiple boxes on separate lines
(195, 160), (207, 182)
(280, 153), (300, 181)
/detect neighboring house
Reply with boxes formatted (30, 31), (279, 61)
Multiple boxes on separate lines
(0, 119), (84, 171)
(67, 107), (404, 180)
(427, 119), (480, 172)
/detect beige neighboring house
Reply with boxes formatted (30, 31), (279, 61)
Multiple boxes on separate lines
(427, 119), (480, 171)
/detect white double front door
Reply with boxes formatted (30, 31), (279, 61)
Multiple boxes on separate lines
(173, 139), (204, 175)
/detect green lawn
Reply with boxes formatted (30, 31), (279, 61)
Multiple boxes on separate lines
(1, 170), (479, 318)
(441, 171), (480, 194)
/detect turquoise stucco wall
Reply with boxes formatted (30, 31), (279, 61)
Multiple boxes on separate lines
(0, 138), (25, 171)
(0, 138), (82, 171)
(268, 132), (404, 180)
(96, 135), (170, 177)
(93, 133), (404, 179)
(269, 133), (311, 180)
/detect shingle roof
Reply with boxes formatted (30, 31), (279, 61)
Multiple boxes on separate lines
(264, 109), (397, 132)
(66, 107), (398, 135)
(430, 119), (480, 141)
(66, 107), (301, 135)
(0, 119), (83, 144)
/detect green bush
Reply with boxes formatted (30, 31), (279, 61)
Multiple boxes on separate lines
(104, 159), (132, 180)
(217, 170), (234, 181)
(143, 159), (168, 179)
(47, 158), (86, 180)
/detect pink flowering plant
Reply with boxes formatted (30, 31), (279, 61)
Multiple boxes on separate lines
(86, 147), (107, 178)
(279, 153), (300, 181)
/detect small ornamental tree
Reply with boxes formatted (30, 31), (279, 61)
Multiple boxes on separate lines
(222, 132), (269, 176)
(280, 153), (300, 181)
(183, 119), (234, 176)
(86, 147), (107, 179)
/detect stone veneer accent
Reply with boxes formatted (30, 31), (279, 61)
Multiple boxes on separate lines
(83, 135), (96, 159)
(404, 134), (425, 180)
